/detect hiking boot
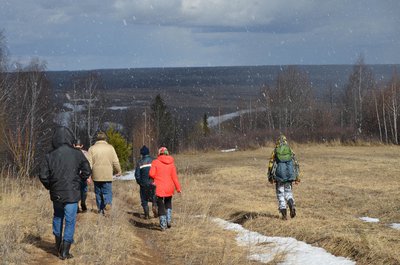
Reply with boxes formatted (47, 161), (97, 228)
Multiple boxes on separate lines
(166, 208), (172, 228)
(81, 194), (87, 212)
(59, 241), (73, 260)
(152, 205), (158, 218)
(288, 199), (296, 218)
(159, 215), (167, 231)
(144, 206), (150, 219)
(280, 208), (287, 220)
(55, 235), (62, 254)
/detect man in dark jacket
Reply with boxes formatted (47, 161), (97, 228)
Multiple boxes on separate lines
(134, 145), (157, 219)
(39, 126), (91, 260)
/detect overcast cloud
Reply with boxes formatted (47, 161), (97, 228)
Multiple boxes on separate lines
(0, 0), (399, 70)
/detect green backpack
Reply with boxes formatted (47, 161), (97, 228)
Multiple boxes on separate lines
(275, 143), (292, 162)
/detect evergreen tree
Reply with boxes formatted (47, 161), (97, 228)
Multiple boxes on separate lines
(106, 127), (132, 171)
(202, 113), (210, 136)
(150, 94), (176, 151)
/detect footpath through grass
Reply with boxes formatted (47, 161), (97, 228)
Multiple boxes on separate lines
(1, 145), (400, 264)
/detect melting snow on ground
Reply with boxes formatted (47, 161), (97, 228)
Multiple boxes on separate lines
(389, 223), (400, 230)
(212, 217), (355, 265)
(359, 217), (380, 223)
(114, 170), (135, 181)
(359, 217), (400, 230)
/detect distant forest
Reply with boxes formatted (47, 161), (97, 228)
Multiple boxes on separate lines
(44, 58), (400, 150)
(1, 29), (400, 176)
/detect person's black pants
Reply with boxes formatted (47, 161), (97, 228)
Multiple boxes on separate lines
(157, 196), (172, 216)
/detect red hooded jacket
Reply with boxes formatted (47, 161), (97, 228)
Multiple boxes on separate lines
(149, 155), (181, 197)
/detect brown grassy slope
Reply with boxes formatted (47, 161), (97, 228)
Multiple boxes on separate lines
(2, 145), (400, 265)
(0, 176), (159, 265)
(170, 145), (400, 265)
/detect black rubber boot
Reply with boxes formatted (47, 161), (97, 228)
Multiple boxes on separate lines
(288, 199), (296, 218)
(60, 241), (73, 260)
(143, 206), (150, 219)
(280, 208), (287, 220)
(152, 204), (158, 218)
(81, 193), (87, 212)
(55, 236), (62, 254)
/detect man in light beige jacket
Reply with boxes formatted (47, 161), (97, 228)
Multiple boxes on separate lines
(88, 131), (122, 214)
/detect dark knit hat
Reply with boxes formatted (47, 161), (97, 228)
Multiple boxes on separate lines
(96, 131), (107, 141)
(140, 145), (149, 156)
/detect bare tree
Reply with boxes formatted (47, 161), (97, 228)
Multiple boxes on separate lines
(67, 72), (106, 145)
(373, 90), (383, 142)
(2, 59), (53, 176)
(384, 69), (399, 144)
(343, 56), (375, 135)
(263, 66), (314, 134)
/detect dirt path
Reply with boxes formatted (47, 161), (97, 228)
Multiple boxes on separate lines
(25, 193), (166, 265)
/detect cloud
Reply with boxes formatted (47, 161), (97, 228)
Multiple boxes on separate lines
(0, 0), (399, 70)
(112, 0), (318, 29)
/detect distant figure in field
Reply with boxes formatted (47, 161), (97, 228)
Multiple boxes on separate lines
(39, 126), (91, 260)
(88, 131), (122, 215)
(267, 135), (300, 220)
(149, 147), (181, 230)
(73, 138), (91, 213)
(135, 145), (157, 219)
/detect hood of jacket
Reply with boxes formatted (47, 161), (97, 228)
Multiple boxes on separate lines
(158, 155), (174, 165)
(52, 126), (75, 149)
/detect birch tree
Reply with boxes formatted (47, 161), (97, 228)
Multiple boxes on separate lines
(3, 59), (52, 176)
(343, 56), (375, 135)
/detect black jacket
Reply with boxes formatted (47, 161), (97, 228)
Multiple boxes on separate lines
(134, 155), (154, 186)
(39, 127), (91, 203)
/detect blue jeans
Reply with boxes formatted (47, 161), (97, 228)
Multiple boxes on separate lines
(94, 181), (112, 212)
(52, 202), (78, 243)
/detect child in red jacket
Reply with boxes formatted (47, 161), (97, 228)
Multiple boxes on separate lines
(149, 147), (181, 230)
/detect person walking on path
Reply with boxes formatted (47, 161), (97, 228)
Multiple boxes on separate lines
(267, 135), (300, 220)
(73, 139), (91, 213)
(39, 126), (92, 260)
(149, 147), (181, 230)
(88, 131), (122, 215)
(135, 145), (157, 219)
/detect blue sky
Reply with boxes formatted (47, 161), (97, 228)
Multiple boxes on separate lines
(0, 0), (399, 70)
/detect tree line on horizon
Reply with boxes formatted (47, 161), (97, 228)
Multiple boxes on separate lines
(0, 31), (399, 178)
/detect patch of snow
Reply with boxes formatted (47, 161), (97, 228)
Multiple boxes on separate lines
(389, 223), (400, 230)
(108, 106), (129, 110)
(212, 217), (355, 265)
(359, 217), (380, 223)
(221, 148), (238, 153)
(113, 170), (135, 181)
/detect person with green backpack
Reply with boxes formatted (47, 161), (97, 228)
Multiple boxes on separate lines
(267, 135), (300, 220)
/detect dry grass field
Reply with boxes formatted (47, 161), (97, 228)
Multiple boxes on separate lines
(1, 144), (400, 264)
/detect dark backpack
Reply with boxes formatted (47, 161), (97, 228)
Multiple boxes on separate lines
(275, 143), (292, 162)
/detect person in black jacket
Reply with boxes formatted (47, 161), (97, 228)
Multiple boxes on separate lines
(39, 126), (91, 260)
(134, 145), (157, 219)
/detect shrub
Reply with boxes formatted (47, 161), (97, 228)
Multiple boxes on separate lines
(106, 127), (133, 172)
